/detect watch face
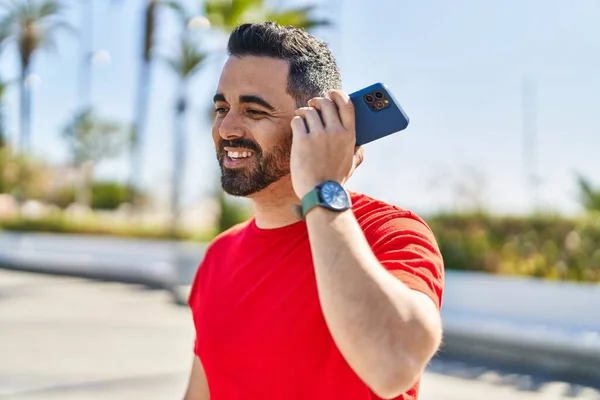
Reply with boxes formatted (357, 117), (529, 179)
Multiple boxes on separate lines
(320, 181), (349, 210)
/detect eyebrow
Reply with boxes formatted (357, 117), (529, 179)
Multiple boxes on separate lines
(213, 93), (275, 111)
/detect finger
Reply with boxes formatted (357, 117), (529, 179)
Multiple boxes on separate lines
(290, 115), (308, 138)
(328, 89), (355, 131)
(295, 107), (324, 133)
(307, 97), (341, 130)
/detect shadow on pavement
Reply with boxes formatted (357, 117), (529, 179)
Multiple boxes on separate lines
(430, 353), (600, 397)
(0, 371), (186, 399)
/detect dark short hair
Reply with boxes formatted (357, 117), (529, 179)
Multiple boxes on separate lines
(227, 21), (342, 106)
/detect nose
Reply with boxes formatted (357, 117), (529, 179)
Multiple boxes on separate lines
(217, 110), (246, 141)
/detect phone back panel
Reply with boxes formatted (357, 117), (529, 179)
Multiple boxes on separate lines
(349, 82), (410, 146)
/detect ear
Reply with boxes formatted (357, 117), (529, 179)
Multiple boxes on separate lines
(346, 145), (365, 180)
(354, 146), (365, 168)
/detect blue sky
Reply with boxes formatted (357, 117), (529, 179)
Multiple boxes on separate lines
(1, 0), (599, 216)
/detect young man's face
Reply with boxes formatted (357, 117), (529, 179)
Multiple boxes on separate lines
(212, 56), (298, 197)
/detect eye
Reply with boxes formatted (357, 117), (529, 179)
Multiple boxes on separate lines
(214, 107), (228, 115)
(247, 109), (266, 116)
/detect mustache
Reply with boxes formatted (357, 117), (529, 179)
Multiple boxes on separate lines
(220, 138), (261, 154)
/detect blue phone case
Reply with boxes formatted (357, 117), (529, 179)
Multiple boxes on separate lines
(349, 82), (409, 146)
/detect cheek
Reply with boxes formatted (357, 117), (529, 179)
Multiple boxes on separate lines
(212, 120), (222, 146)
(257, 119), (292, 150)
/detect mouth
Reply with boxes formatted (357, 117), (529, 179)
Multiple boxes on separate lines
(222, 147), (256, 168)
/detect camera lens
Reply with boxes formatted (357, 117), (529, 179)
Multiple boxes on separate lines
(365, 95), (374, 103)
(375, 101), (384, 109)
(375, 92), (383, 99)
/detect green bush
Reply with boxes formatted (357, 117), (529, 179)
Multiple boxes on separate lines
(429, 213), (600, 282)
(91, 181), (129, 210)
(0, 215), (211, 241)
(216, 190), (252, 234)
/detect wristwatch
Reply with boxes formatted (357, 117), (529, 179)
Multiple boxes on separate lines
(296, 180), (352, 220)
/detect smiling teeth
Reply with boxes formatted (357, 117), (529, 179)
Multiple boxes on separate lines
(228, 151), (253, 159)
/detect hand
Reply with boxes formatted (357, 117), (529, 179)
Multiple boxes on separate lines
(290, 90), (365, 200)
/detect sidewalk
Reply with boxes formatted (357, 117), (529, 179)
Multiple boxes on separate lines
(1, 269), (599, 399)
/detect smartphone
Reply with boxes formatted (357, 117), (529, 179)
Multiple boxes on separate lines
(349, 82), (410, 146)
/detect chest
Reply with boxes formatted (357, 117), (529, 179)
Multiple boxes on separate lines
(193, 240), (335, 376)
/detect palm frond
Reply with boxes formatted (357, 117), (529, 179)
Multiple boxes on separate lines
(38, 0), (61, 19)
(161, 0), (189, 24)
(267, 5), (331, 30)
(0, 8), (18, 44)
(204, 0), (265, 31)
(0, 0), (70, 56)
(163, 35), (207, 79)
(203, 0), (330, 33)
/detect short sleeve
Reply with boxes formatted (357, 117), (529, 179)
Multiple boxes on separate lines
(367, 213), (445, 310)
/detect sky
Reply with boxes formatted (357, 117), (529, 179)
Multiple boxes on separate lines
(1, 0), (599, 216)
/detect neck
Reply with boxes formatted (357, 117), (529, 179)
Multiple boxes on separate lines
(249, 177), (302, 229)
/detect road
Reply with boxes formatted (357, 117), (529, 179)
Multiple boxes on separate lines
(1, 269), (599, 400)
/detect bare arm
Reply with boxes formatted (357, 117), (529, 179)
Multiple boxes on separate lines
(183, 356), (210, 400)
(306, 207), (443, 399)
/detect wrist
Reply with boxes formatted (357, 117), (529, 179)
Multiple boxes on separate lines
(298, 180), (351, 221)
(305, 205), (351, 222)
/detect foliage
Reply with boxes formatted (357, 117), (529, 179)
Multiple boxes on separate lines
(163, 34), (207, 81)
(0, 0), (72, 57)
(216, 189), (252, 233)
(90, 181), (130, 210)
(0, 214), (206, 240)
(62, 109), (127, 166)
(44, 180), (144, 210)
(0, 146), (50, 198)
(203, 0), (329, 32)
(428, 212), (600, 283)
(576, 174), (600, 212)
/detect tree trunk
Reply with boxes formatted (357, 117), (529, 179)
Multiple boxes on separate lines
(19, 66), (31, 153)
(76, 160), (94, 208)
(79, 0), (94, 111)
(170, 82), (187, 236)
(128, 0), (156, 211)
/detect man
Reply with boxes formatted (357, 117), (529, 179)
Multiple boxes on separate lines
(184, 22), (444, 400)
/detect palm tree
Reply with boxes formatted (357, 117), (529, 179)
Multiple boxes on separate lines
(0, 0), (72, 153)
(162, 34), (207, 235)
(128, 0), (187, 210)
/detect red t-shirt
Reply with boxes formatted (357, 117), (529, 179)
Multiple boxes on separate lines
(188, 192), (444, 399)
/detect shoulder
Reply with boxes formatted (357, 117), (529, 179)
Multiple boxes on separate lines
(350, 192), (445, 308)
(350, 191), (437, 245)
(202, 219), (252, 259)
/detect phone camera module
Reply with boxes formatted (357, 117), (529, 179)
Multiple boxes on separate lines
(375, 91), (384, 99)
(365, 94), (374, 103)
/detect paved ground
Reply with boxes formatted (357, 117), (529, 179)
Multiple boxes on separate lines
(1, 269), (599, 400)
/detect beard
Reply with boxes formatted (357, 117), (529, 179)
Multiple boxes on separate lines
(216, 134), (292, 197)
